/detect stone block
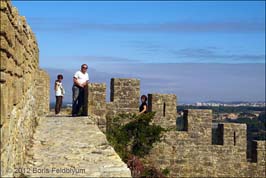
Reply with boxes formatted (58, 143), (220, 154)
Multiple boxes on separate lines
(0, 51), (8, 71)
(12, 78), (23, 105)
(0, 11), (15, 47)
(5, 56), (16, 76)
(0, 36), (13, 57)
(13, 39), (25, 66)
(0, 71), (6, 83)
(0, 0), (8, 11)
(0, 84), (8, 122)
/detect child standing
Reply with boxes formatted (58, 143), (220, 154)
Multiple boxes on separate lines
(54, 74), (65, 115)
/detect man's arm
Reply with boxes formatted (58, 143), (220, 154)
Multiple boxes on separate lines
(82, 80), (89, 87)
(73, 77), (83, 87)
(82, 74), (89, 87)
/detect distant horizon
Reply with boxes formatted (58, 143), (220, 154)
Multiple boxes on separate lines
(49, 99), (266, 105)
(45, 63), (265, 104)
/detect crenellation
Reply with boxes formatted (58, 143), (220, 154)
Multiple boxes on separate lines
(109, 78), (140, 114)
(148, 93), (177, 129)
(218, 123), (247, 148)
(184, 109), (212, 145)
(86, 77), (265, 177)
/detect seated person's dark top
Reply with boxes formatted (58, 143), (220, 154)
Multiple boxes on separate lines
(139, 103), (148, 113)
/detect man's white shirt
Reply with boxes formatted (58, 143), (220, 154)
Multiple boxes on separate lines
(74, 71), (89, 85)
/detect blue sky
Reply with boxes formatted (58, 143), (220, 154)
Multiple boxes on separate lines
(12, 1), (265, 103)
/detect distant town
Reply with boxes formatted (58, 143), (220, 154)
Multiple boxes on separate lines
(184, 101), (266, 107)
(178, 101), (265, 120)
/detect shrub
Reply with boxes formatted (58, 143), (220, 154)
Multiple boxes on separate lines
(107, 112), (166, 160)
(107, 112), (166, 177)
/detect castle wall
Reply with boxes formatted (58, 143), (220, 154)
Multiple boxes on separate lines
(144, 140), (250, 177)
(143, 109), (265, 177)
(0, 1), (50, 175)
(148, 94), (177, 129)
(86, 80), (265, 177)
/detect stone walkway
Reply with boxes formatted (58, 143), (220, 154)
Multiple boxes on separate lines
(23, 116), (131, 177)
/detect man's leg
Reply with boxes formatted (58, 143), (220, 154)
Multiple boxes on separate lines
(76, 87), (84, 115)
(72, 86), (79, 116)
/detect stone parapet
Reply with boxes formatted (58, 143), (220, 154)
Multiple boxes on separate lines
(85, 83), (107, 132)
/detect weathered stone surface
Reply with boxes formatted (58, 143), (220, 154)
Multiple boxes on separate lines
(0, 0), (9, 11)
(0, 51), (8, 71)
(107, 78), (140, 117)
(0, 1), (50, 176)
(23, 116), (131, 177)
(143, 109), (265, 177)
(148, 93), (177, 129)
(86, 83), (106, 116)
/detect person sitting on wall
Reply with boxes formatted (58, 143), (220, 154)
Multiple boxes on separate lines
(54, 74), (65, 116)
(139, 95), (148, 114)
(72, 64), (89, 117)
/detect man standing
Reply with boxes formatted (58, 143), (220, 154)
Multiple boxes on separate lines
(72, 64), (89, 116)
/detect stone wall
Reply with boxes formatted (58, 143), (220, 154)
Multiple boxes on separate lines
(0, 1), (50, 176)
(107, 78), (140, 116)
(143, 109), (265, 177)
(218, 123), (247, 148)
(86, 78), (265, 177)
(185, 109), (212, 145)
(247, 141), (266, 177)
(85, 79), (140, 132)
(35, 70), (50, 116)
(110, 78), (140, 112)
(85, 83), (107, 132)
(148, 94), (177, 129)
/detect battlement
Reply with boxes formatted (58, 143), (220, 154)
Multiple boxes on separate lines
(148, 94), (177, 129)
(85, 78), (265, 177)
(85, 83), (106, 117)
(85, 78), (249, 147)
(110, 78), (140, 113)
(84, 78), (140, 131)
(217, 123), (247, 147)
(183, 109), (212, 145)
